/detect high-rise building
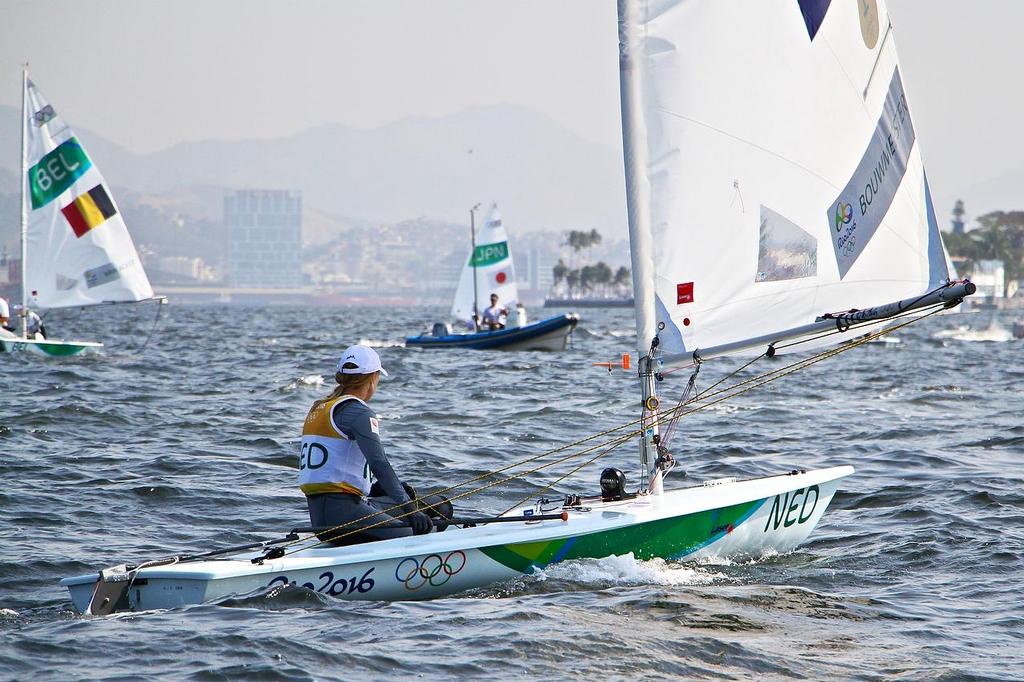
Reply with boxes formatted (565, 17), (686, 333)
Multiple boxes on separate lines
(519, 246), (556, 292)
(225, 189), (303, 288)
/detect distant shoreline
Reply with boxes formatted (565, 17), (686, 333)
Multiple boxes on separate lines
(543, 297), (633, 309)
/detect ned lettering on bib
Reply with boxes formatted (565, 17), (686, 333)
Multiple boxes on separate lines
(298, 395), (373, 496)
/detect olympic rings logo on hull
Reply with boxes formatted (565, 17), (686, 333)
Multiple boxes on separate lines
(395, 551), (467, 590)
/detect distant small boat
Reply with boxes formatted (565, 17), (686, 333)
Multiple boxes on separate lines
(409, 203), (578, 351)
(406, 313), (580, 351)
(933, 323), (1012, 343)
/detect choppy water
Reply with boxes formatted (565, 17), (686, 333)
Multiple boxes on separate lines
(1, 304), (1022, 680)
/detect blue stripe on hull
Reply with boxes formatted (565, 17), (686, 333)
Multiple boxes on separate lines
(670, 497), (769, 560)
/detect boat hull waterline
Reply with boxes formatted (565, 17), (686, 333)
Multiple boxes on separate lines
(0, 337), (102, 356)
(62, 466), (852, 612)
(406, 314), (579, 351)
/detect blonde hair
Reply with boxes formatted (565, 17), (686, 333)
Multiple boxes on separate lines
(314, 371), (378, 408)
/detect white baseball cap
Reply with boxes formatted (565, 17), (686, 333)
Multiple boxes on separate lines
(335, 344), (389, 377)
(0, 298), (8, 318)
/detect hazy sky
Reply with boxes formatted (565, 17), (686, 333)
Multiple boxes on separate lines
(1, 0), (1021, 219)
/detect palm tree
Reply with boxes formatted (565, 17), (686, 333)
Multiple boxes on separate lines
(591, 261), (612, 295)
(566, 269), (581, 297)
(552, 259), (569, 292)
(613, 265), (630, 288)
(587, 229), (602, 265)
(945, 210), (1024, 296)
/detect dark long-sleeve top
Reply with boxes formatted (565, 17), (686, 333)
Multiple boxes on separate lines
(332, 400), (409, 504)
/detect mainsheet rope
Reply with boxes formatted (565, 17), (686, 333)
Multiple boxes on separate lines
(256, 301), (949, 558)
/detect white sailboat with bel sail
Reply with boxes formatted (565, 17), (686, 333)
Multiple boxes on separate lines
(1, 69), (161, 357)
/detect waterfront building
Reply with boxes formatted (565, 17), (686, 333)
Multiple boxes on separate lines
(971, 259), (1005, 299)
(225, 190), (303, 288)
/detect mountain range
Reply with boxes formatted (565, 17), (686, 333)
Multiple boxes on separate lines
(0, 102), (628, 251)
(3, 97), (1017, 256)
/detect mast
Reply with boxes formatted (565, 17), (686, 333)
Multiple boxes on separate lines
(618, 0), (662, 493)
(19, 65), (29, 339)
(470, 203), (480, 331)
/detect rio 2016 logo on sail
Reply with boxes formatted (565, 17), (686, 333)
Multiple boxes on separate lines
(834, 202), (853, 232)
(395, 551), (466, 590)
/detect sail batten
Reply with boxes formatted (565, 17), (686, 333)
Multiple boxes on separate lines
(619, 0), (956, 358)
(22, 78), (154, 310)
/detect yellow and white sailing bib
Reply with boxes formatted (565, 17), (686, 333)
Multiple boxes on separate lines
(298, 395), (372, 496)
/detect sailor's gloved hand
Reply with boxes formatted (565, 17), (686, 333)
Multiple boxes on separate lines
(401, 482), (418, 503)
(435, 516), (449, 532)
(409, 511), (432, 535)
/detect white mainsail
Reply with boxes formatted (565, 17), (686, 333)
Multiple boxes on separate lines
(23, 78), (153, 309)
(622, 0), (950, 357)
(450, 203), (519, 323)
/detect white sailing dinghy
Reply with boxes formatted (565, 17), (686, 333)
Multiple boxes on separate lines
(406, 203), (578, 351)
(62, 0), (973, 614)
(1, 70), (158, 357)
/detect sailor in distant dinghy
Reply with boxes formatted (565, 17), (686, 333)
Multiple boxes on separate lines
(0, 298), (14, 337)
(13, 305), (46, 339)
(299, 345), (452, 544)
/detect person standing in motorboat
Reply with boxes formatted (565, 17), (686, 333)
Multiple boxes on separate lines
(506, 301), (528, 329)
(299, 344), (450, 544)
(480, 293), (508, 330)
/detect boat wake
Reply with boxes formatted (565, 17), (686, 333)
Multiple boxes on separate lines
(932, 323), (1013, 342)
(533, 553), (727, 589)
(196, 556), (727, 611)
(278, 374), (325, 392)
(358, 338), (406, 348)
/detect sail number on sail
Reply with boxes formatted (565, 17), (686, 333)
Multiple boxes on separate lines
(28, 138), (92, 209)
(763, 485), (819, 532)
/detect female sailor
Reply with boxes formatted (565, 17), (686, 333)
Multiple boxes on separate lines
(299, 344), (449, 544)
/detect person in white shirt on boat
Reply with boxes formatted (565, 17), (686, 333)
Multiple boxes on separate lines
(0, 298), (15, 338)
(506, 302), (528, 329)
(13, 304), (46, 339)
(480, 293), (508, 330)
(299, 344), (451, 544)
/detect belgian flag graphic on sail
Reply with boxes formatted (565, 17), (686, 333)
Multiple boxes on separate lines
(61, 184), (117, 238)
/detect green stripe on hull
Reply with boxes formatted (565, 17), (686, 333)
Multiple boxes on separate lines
(481, 498), (766, 573)
(35, 343), (89, 356)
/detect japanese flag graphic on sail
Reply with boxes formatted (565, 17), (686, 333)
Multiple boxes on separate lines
(23, 78), (154, 309)
(451, 203), (519, 322)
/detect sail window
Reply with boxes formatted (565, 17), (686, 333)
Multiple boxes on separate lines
(755, 206), (817, 283)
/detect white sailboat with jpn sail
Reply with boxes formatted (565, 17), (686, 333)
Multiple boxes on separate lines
(62, 0), (973, 614)
(1, 69), (159, 357)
